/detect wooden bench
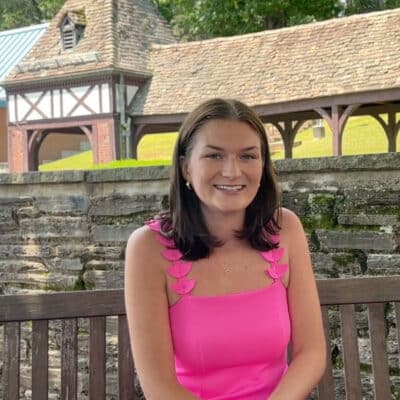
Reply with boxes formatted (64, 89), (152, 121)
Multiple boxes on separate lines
(1, 276), (399, 400)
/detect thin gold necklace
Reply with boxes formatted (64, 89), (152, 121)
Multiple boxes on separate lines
(213, 251), (249, 273)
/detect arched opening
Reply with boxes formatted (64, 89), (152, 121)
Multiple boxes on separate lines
(265, 119), (329, 159)
(39, 131), (90, 166)
(28, 126), (92, 171)
(137, 131), (178, 163)
(264, 123), (284, 160)
(292, 120), (333, 159)
(342, 116), (389, 156)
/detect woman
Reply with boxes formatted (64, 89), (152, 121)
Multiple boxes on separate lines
(125, 98), (326, 399)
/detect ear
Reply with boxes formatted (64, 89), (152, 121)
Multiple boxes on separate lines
(180, 155), (190, 181)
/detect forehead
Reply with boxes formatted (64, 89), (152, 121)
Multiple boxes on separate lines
(193, 119), (261, 148)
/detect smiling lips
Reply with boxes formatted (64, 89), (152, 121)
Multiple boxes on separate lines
(214, 184), (245, 191)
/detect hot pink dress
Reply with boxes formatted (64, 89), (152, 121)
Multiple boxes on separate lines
(147, 220), (291, 400)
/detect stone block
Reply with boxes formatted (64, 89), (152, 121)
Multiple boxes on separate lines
(16, 206), (40, 218)
(338, 213), (399, 226)
(342, 188), (400, 208)
(0, 208), (13, 221)
(308, 193), (336, 215)
(0, 233), (24, 244)
(281, 191), (310, 215)
(0, 197), (33, 206)
(90, 194), (165, 216)
(0, 244), (52, 258)
(36, 196), (90, 214)
(92, 224), (138, 243)
(367, 254), (400, 275)
(0, 208), (18, 233)
(53, 244), (124, 260)
(316, 229), (397, 251)
(0, 259), (78, 289)
(85, 259), (124, 271)
(44, 258), (83, 273)
(83, 269), (124, 289)
(86, 165), (169, 182)
(20, 217), (90, 239)
(311, 252), (362, 278)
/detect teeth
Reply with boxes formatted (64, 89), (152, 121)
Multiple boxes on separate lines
(216, 185), (243, 191)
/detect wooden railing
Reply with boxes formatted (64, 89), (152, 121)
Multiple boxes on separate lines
(1, 276), (400, 399)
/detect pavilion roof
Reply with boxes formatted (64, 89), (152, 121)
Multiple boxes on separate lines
(132, 8), (400, 116)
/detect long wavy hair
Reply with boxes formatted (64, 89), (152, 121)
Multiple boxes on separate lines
(159, 98), (281, 260)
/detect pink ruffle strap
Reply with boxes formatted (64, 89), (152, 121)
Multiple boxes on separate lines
(146, 220), (174, 246)
(162, 248), (183, 261)
(167, 260), (192, 278)
(146, 219), (195, 296)
(269, 233), (280, 244)
(145, 219), (160, 232)
(171, 278), (196, 295)
(166, 255), (196, 294)
(260, 247), (288, 280)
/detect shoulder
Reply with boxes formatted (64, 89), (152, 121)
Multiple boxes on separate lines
(126, 224), (158, 255)
(125, 224), (167, 277)
(278, 207), (304, 233)
(277, 208), (308, 257)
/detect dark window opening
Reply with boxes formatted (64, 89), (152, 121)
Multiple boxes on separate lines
(59, 12), (86, 51)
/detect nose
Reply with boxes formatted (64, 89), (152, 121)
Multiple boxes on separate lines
(221, 156), (242, 179)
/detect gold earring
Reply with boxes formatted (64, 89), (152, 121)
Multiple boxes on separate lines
(186, 181), (192, 190)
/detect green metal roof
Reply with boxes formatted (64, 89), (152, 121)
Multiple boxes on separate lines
(0, 23), (48, 105)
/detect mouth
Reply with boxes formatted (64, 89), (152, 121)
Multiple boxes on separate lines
(214, 184), (245, 192)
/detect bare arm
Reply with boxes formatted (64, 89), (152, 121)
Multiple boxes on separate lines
(269, 209), (326, 400)
(124, 226), (200, 400)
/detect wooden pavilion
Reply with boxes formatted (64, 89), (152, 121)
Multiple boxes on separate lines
(3, 3), (400, 171)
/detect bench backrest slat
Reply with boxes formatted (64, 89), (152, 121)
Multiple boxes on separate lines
(89, 316), (106, 400)
(118, 315), (136, 400)
(340, 304), (362, 399)
(3, 322), (20, 400)
(317, 306), (335, 399)
(0, 289), (125, 322)
(61, 319), (78, 400)
(367, 303), (392, 400)
(1, 277), (400, 399)
(317, 276), (400, 304)
(32, 320), (49, 400)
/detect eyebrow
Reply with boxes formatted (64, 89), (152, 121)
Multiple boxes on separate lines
(204, 145), (259, 151)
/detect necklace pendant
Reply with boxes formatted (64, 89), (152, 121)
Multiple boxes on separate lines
(223, 264), (230, 273)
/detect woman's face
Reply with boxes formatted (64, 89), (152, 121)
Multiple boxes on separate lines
(181, 119), (264, 221)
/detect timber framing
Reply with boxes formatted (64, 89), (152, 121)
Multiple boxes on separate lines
(2, 3), (400, 171)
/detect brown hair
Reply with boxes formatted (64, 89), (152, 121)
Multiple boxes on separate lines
(160, 98), (280, 260)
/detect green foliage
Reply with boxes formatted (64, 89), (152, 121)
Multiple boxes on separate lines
(155, 0), (343, 40)
(344, 0), (400, 15)
(0, 0), (64, 30)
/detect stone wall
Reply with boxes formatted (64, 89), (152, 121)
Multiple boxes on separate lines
(0, 152), (399, 399)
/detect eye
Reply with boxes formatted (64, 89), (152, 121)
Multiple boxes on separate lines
(205, 153), (222, 159)
(240, 153), (257, 160)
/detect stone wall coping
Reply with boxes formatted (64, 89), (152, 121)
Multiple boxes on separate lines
(0, 153), (398, 185)
(274, 153), (400, 173)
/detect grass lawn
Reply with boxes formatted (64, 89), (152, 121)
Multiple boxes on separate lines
(271, 116), (399, 159)
(39, 116), (399, 171)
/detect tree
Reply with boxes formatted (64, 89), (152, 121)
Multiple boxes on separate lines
(0, 0), (64, 31)
(343, 0), (400, 14)
(155, 0), (343, 40)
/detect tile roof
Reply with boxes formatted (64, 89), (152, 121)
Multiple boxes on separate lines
(3, 0), (175, 85)
(0, 24), (48, 100)
(132, 8), (400, 116)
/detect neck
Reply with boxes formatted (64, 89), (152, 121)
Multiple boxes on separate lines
(203, 211), (245, 244)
